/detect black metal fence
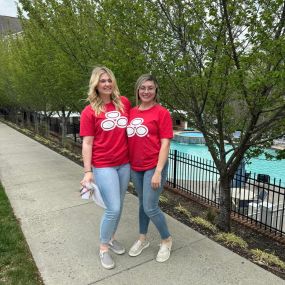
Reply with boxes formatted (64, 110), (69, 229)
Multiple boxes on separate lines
(167, 149), (285, 237)
(49, 116), (80, 142)
(0, 109), (81, 142)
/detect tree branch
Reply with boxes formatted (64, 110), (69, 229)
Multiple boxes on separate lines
(274, 0), (285, 39)
(221, 0), (249, 102)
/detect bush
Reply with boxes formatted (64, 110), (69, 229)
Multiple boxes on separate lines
(174, 203), (191, 219)
(206, 207), (218, 223)
(191, 216), (217, 233)
(215, 233), (248, 249)
(251, 249), (285, 269)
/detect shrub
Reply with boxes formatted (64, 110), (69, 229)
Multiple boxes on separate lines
(215, 233), (248, 249)
(159, 195), (169, 204)
(191, 216), (217, 232)
(251, 249), (285, 269)
(206, 207), (218, 223)
(174, 203), (191, 219)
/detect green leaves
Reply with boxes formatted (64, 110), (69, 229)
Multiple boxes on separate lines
(1, 0), (284, 166)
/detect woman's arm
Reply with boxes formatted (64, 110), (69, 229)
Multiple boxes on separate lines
(80, 136), (94, 185)
(151, 138), (171, 189)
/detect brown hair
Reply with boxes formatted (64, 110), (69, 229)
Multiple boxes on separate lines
(134, 74), (159, 106)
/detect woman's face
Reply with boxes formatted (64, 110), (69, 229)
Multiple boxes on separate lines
(96, 73), (113, 97)
(138, 80), (156, 104)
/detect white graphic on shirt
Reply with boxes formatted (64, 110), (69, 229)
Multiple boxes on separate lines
(101, 111), (128, 131)
(127, 118), (149, 137)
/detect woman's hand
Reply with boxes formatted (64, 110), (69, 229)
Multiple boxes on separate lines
(151, 139), (170, 190)
(80, 172), (94, 186)
(151, 170), (161, 190)
(81, 136), (94, 186)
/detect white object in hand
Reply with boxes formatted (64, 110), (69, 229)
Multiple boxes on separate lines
(91, 183), (106, 209)
(80, 185), (93, 200)
(81, 182), (106, 209)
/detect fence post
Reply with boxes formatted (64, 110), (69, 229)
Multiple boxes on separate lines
(173, 150), (177, 188)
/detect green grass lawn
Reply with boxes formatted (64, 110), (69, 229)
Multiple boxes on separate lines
(0, 182), (43, 285)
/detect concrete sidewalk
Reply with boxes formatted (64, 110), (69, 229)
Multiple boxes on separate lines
(0, 121), (284, 285)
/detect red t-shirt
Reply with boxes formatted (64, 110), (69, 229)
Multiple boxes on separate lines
(127, 104), (173, 171)
(80, 96), (131, 167)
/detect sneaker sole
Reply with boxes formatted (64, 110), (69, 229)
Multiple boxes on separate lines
(109, 247), (126, 255)
(99, 252), (115, 269)
(156, 252), (170, 263)
(101, 262), (115, 270)
(128, 242), (150, 257)
(156, 245), (172, 263)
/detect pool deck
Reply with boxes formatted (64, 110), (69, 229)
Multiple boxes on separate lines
(271, 144), (285, 150)
(173, 130), (285, 150)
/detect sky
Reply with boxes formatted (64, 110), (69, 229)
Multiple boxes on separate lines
(0, 0), (18, 17)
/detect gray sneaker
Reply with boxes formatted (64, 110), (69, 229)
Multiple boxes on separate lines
(128, 240), (150, 257)
(99, 251), (115, 269)
(108, 240), (126, 255)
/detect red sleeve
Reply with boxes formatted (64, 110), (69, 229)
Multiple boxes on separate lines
(79, 106), (96, 137)
(159, 108), (173, 139)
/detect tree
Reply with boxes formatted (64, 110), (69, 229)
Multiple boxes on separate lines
(2, 0), (284, 231)
(16, 0), (146, 140)
(131, 0), (285, 231)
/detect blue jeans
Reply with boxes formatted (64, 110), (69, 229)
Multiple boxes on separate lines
(131, 163), (170, 240)
(93, 163), (130, 244)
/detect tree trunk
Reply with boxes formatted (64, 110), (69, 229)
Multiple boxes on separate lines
(8, 107), (18, 124)
(18, 110), (23, 126)
(45, 117), (50, 137)
(34, 112), (39, 133)
(215, 176), (232, 232)
(60, 115), (67, 146)
(26, 110), (31, 128)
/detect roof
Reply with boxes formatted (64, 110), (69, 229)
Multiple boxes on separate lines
(0, 15), (22, 35)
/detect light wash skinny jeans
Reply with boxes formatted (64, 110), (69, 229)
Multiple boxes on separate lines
(131, 162), (170, 240)
(93, 163), (130, 244)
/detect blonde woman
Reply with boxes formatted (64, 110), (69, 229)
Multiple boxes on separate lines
(80, 66), (131, 269)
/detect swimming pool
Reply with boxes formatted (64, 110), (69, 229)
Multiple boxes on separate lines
(179, 132), (204, 137)
(170, 141), (285, 185)
(174, 131), (206, 144)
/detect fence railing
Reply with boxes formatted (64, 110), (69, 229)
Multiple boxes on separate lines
(167, 149), (285, 237)
(0, 109), (81, 142)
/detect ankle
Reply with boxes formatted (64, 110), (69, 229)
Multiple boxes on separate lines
(139, 234), (147, 242)
(162, 236), (172, 244)
(100, 244), (109, 252)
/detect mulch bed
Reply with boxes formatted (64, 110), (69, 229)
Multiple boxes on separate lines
(154, 188), (285, 280)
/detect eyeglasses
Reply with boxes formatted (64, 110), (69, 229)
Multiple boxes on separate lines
(139, 86), (156, 92)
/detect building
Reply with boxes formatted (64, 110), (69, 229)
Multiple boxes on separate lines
(0, 15), (22, 35)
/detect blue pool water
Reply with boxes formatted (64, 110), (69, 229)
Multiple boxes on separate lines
(170, 141), (285, 185)
(179, 131), (204, 138)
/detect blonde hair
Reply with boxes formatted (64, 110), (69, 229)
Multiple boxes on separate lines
(87, 66), (124, 116)
(134, 74), (159, 106)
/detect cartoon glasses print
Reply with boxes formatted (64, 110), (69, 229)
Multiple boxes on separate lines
(127, 118), (148, 137)
(101, 111), (128, 131)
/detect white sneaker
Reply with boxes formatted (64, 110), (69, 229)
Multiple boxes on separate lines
(156, 241), (172, 262)
(128, 240), (150, 257)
